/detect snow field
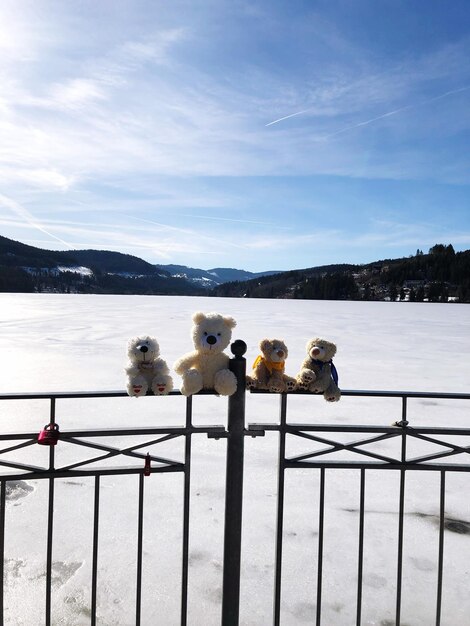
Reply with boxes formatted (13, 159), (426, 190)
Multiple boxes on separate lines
(0, 294), (469, 624)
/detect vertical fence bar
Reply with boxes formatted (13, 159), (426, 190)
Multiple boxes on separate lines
(356, 469), (365, 626)
(45, 477), (54, 626)
(273, 393), (288, 626)
(91, 475), (100, 626)
(136, 473), (145, 626)
(0, 480), (5, 622)
(436, 471), (446, 626)
(316, 468), (325, 626)
(396, 396), (408, 626)
(221, 340), (247, 626)
(45, 397), (56, 626)
(395, 469), (406, 625)
(181, 395), (193, 626)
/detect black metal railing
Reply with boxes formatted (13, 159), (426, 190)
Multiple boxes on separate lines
(248, 388), (470, 626)
(0, 342), (469, 625)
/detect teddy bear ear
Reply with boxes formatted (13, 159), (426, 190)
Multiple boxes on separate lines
(306, 338), (318, 351)
(327, 342), (337, 357)
(192, 311), (207, 324)
(259, 338), (271, 352)
(223, 315), (237, 329)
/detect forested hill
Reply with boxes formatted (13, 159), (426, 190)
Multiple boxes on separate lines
(0, 236), (201, 295)
(211, 245), (470, 303)
(1, 236), (469, 301)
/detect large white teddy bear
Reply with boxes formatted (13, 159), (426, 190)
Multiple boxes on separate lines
(174, 311), (237, 396)
(125, 336), (173, 397)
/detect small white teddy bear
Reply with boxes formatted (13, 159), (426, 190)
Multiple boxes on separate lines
(173, 311), (237, 396)
(125, 336), (173, 397)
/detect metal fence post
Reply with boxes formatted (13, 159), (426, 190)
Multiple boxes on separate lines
(221, 340), (247, 626)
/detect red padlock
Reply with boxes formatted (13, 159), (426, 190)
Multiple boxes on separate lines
(37, 423), (60, 446)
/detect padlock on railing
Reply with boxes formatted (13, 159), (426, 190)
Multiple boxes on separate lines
(144, 452), (151, 476)
(37, 423), (60, 446)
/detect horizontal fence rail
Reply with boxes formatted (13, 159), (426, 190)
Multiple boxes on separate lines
(0, 352), (469, 625)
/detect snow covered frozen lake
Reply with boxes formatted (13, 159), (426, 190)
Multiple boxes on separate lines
(0, 294), (469, 625)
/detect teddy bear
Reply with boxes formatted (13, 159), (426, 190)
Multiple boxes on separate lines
(246, 339), (297, 393)
(125, 336), (173, 397)
(296, 337), (340, 402)
(173, 311), (237, 396)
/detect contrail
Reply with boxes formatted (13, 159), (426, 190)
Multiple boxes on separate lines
(179, 213), (281, 227)
(265, 84), (470, 134)
(265, 109), (311, 127)
(321, 84), (470, 140)
(265, 66), (404, 127)
(0, 194), (70, 246)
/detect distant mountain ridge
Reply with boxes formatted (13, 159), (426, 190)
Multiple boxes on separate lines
(0, 236), (279, 295)
(154, 264), (281, 288)
(1, 236), (469, 302)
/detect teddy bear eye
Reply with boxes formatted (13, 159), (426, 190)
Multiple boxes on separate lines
(217, 333), (221, 336)
(203, 332), (208, 336)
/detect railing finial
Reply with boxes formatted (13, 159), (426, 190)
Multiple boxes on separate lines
(230, 339), (247, 358)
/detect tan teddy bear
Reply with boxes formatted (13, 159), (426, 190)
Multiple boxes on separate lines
(247, 339), (297, 393)
(173, 311), (237, 396)
(296, 337), (340, 402)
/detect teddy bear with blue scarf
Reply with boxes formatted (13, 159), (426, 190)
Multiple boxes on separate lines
(296, 338), (340, 402)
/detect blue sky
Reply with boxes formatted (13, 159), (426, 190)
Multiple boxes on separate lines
(1, 0), (469, 272)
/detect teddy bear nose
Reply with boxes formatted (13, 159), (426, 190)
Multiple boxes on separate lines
(139, 345), (149, 353)
(277, 350), (284, 358)
(311, 348), (320, 355)
(206, 335), (217, 345)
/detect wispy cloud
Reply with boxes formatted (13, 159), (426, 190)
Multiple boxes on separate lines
(0, 194), (70, 246)
(0, 2), (469, 270)
(124, 215), (245, 249)
(178, 213), (284, 227)
(243, 220), (470, 259)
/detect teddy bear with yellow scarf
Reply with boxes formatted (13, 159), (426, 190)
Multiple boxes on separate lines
(246, 338), (297, 392)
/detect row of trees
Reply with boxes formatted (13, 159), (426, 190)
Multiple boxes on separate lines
(211, 245), (470, 302)
(388, 283), (450, 303)
(294, 274), (358, 300)
(0, 266), (35, 292)
(386, 245), (467, 285)
(0, 266), (203, 296)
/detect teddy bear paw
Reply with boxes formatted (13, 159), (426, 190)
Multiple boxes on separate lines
(127, 378), (148, 397)
(324, 390), (341, 402)
(151, 377), (173, 396)
(246, 376), (257, 390)
(268, 380), (285, 393)
(325, 395), (339, 402)
(285, 378), (297, 392)
(310, 383), (324, 394)
(214, 370), (237, 396)
(180, 370), (203, 396)
(300, 370), (316, 384)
